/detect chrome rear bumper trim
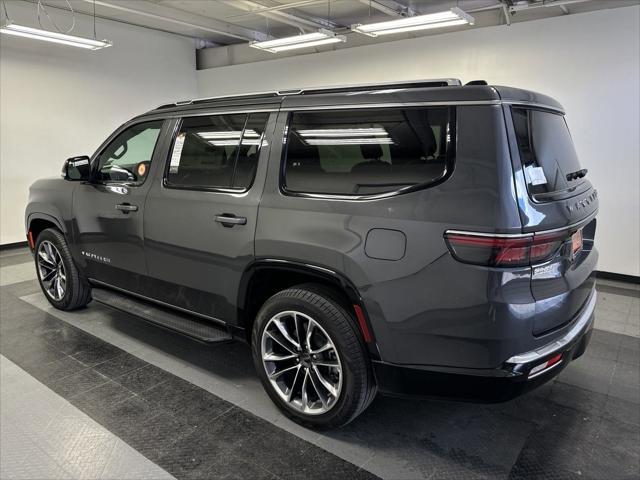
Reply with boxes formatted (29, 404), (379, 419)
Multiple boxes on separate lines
(507, 289), (597, 364)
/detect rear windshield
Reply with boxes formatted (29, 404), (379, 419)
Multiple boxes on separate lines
(512, 108), (585, 196)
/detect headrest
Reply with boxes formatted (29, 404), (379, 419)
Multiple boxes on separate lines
(360, 143), (383, 160)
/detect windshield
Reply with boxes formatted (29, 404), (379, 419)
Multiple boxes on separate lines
(512, 108), (586, 197)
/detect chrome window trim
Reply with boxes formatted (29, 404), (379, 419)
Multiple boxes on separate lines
(89, 279), (228, 326)
(279, 105), (456, 201)
(506, 288), (596, 365)
(503, 100), (565, 115)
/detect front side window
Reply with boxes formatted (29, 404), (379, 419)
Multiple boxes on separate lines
(95, 121), (163, 184)
(283, 107), (453, 196)
(166, 112), (269, 190)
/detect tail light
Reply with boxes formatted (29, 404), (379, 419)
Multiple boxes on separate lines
(444, 228), (581, 267)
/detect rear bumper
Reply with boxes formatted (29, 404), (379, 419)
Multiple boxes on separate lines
(373, 289), (596, 402)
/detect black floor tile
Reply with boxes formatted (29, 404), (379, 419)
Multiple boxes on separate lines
(70, 379), (136, 420)
(141, 376), (234, 428)
(47, 368), (110, 398)
(115, 363), (172, 394)
(93, 351), (149, 378)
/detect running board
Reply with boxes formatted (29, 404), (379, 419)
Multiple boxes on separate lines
(91, 287), (233, 343)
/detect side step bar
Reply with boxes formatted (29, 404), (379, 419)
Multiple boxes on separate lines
(91, 287), (233, 343)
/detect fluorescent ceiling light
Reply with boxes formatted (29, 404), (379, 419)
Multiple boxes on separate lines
(0, 23), (112, 50)
(351, 7), (474, 37)
(298, 128), (388, 137)
(198, 130), (260, 140)
(207, 139), (262, 146)
(304, 138), (394, 145)
(250, 29), (345, 53)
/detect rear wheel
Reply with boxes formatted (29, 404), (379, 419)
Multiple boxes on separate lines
(35, 228), (91, 311)
(252, 285), (376, 428)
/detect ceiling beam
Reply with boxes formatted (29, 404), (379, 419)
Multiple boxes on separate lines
(220, 0), (338, 32)
(355, 0), (414, 18)
(77, 0), (267, 41)
(225, 0), (329, 20)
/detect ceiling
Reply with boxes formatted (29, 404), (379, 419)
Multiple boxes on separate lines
(8, 0), (640, 47)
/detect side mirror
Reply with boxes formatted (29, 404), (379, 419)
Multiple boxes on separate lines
(62, 156), (91, 181)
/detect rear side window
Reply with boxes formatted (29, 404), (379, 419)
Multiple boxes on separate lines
(166, 112), (269, 190)
(283, 107), (453, 196)
(512, 108), (585, 196)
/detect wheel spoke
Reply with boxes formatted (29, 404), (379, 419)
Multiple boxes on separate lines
(44, 243), (56, 264)
(308, 368), (328, 408)
(41, 269), (57, 282)
(38, 250), (55, 268)
(313, 360), (339, 368)
(264, 352), (297, 362)
(309, 341), (332, 355)
(286, 365), (303, 402)
(312, 365), (339, 398)
(274, 318), (300, 350)
(301, 368), (310, 410)
(265, 331), (296, 355)
(305, 321), (314, 351)
(294, 312), (304, 349)
(268, 363), (299, 380)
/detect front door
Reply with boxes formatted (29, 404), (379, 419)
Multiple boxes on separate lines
(72, 119), (166, 292)
(143, 111), (275, 323)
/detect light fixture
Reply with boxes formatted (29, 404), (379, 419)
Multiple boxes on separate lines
(198, 130), (259, 140)
(249, 29), (345, 53)
(298, 128), (389, 137)
(351, 7), (474, 37)
(304, 138), (394, 146)
(0, 22), (112, 50)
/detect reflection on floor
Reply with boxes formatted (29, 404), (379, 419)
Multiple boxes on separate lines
(1, 246), (638, 479)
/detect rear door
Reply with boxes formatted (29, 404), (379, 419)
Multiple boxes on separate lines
(505, 106), (598, 335)
(143, 109), (276, 323)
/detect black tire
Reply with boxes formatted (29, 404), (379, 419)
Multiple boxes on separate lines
(34, 228), (91, 311)
(251, 284), (376, 429)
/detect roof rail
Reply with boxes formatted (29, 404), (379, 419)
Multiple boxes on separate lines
(299, 78), (462, 95)
(154, 78), (462, 110)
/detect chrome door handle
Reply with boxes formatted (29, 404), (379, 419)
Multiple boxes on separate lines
(116, 203), (138, 213)
(214, 214), (247, 227)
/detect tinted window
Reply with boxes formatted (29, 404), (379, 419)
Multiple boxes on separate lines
(283, 108), (452, 195)
(166, 113), (269, 190)
(95, 121), (162, 184)
(512, 108), (584, 196)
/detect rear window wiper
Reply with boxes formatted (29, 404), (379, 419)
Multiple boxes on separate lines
(566, 168), (588, 181)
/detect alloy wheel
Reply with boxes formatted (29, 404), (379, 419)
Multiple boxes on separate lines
(261, 310), (343, 415)
(37, 240), (66, 301)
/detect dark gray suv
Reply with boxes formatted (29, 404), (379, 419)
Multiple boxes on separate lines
(25, 79), (598, 428)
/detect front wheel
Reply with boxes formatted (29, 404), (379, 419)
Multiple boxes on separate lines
(34, 228), (91, 311)
(252, 285), (376, 429)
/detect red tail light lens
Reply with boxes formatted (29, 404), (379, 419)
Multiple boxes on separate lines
(444, 230), (570, 267)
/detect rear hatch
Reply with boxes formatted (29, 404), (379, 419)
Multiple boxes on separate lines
(509, 106), (598, 336)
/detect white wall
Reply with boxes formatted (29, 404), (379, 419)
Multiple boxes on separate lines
(0, 2), (198, 245)
(197, 6), (640, 277)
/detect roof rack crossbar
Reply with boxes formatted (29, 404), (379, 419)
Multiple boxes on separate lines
(154, 78), (463, 110)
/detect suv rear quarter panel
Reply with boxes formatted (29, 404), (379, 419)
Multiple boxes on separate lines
(256, 103), (529, 367)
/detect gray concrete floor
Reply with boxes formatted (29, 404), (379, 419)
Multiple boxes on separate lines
(1, 247), (639, 479)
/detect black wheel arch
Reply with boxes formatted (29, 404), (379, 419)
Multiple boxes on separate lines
(27, 213), (68, 249)
(238, 258), (379, 359)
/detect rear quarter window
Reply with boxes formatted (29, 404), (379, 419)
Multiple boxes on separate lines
(512, 107), (586, 197)
(282, 107), (454, 196)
